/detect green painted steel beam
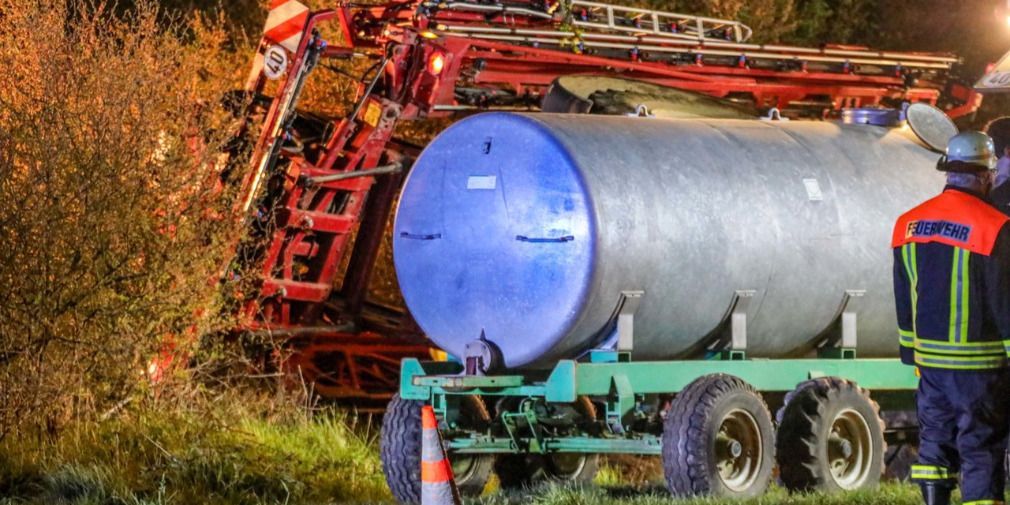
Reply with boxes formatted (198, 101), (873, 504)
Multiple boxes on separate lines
(414, 375), (525, 389)
(401, 357), (918, 402)
(449, 436), (662, 455)
(400, 358), (548, 399)
(562, 358), (917, 397)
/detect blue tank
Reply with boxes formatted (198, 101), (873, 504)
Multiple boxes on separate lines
(393, 112), (943, 369)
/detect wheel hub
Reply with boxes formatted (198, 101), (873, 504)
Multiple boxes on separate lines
(827, 408), (873, 489)
(728, 439), (743, 458)
(715, 409), (763, 492)
(830, 435), (853, 459)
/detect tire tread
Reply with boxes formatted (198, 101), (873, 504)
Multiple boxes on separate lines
(381, 394), (423, 504)
(775, 378), (886, 492)
(662, 374), (774, 498)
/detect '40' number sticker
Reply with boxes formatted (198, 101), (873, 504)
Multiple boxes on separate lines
(263, 45), (289, 80)
(982, 71), (1010, 88)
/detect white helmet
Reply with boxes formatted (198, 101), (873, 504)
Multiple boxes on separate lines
(938, 131), (997, 172)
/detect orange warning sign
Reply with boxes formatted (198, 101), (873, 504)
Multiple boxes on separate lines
(264, 0), (310, 53)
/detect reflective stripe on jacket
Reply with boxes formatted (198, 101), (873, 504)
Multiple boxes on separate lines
(892, 186), (1010, 370)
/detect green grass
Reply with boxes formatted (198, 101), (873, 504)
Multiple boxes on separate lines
(0, 405), (391, 505)
(477, 482), (924, 505)
(0, 407), (937, 505)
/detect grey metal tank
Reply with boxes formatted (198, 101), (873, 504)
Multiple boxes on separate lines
(392, 112), (944, 368)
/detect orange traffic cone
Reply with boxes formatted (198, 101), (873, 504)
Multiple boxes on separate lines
(421, 405), (462, 505)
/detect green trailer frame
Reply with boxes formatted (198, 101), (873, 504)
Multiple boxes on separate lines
(398, 352), (918, 456)
(383, 294), (919, 499)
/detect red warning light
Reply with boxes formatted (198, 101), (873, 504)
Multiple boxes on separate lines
(428, 52), (445, 76)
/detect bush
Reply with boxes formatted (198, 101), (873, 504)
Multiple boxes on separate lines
(0, 0), (248, 439)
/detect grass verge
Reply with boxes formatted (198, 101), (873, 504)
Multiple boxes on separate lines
(0, 407), (933, 504)
(0, 402), (390, 505)
(479, 482), (924, 505)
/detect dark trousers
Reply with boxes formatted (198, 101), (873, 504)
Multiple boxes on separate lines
(913, 368), (1010, 503)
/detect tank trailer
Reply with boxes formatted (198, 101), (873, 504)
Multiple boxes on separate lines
(383, 111), (941, 499)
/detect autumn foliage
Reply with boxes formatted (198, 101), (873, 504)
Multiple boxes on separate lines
(0, 0), (250, 438)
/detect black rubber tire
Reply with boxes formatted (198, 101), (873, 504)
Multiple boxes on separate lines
(491, 396), (540, 489)
(451, 395), (495, 497)
(380, 395), (494, 503)
(451, 451), (495, 497)
(494, 453), (599, 489)
(882, 410), (918, 482)
(380, 394), (423, 504)
(662, 374), (775, 498)
(543, 395), (600, 484)
(884, 442), (918, 482)
(495, 453), (545, 489)
(494, 396), (600, 489)
(775, 377), (886, 493)
(545, 453), (599, 483)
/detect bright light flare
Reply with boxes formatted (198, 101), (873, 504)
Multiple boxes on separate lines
(428, 52), (445, 75)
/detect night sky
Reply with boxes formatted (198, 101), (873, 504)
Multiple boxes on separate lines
(871, 0), (1010, 75)
(863, 0), (1010, 125)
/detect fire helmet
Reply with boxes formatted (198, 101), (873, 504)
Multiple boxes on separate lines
(938, 131), (997, 173)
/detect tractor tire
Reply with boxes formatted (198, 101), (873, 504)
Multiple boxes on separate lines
(494, 453), (599, 489)
(775, 377), (885, 492)
(662, 374), (775, 498)
(884, 442), (918, 482)
(542, 395), (599, 484)
(380, 394), (423, 504)
(494, 454), (544, 489)
(451, 395), (495, 497)
(882, 410), (918, 482)
(380, 394), (494, 503)
(545, 453), (599, 483)
(451, 451), (495, 497)
(494, 396), (600, 489)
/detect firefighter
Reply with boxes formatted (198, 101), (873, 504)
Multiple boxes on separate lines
(986, 117), (1010, 211)
(892, 131), (1010, 505)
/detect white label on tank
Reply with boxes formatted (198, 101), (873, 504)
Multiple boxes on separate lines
(803, 178), (824, 201)
(467, 175), (497, 190)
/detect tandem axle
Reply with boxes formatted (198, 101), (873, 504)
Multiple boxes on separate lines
(400, 355), (918, 439)
(382, 354), (917, 500)
(381, 291), (919, 500)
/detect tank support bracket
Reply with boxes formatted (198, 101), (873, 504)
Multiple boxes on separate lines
(616, 290), (645, 353)
(816, 289), (865, 359)
(706, 290), (756, 360)
(590, 290), (645, 363)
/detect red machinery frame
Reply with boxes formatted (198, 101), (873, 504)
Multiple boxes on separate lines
(231, 0), (982, 399)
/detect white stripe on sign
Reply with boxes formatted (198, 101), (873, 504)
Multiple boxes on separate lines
(263, 0), (309, 54)
(277, 35), (301, 54)
(264, 1), (308, 32)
